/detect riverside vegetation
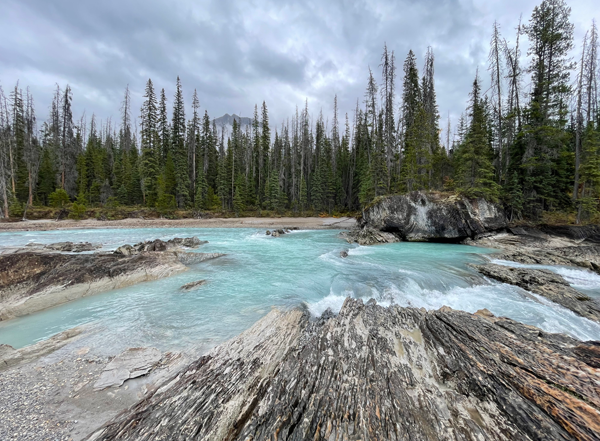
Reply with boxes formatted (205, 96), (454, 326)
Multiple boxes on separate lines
(1, 0), (599, 225)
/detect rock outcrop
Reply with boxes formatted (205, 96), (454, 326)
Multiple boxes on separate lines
(0, 244), (224, 320)
(474, 227), (600, 274)
(471, 263), (600, 323)
(350, 192), (507, 244)
(114, 236), (207, 255)
(88, 299), (600, 441)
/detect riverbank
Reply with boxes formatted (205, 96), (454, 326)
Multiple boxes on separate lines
(0, 216), (357, 232)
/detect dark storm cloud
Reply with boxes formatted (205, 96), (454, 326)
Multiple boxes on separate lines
(0, 0), (596, 137)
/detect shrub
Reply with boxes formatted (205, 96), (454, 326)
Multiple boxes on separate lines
(49, 189), (70, 208)
(69, 202), (87, 220)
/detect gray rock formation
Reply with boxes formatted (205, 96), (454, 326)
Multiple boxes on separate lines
(180, 279), (207, 291)
(351, 192), (507, 244)
(341, 227), (400, 245)
(0, 248), (224, 320)
(94, 348), (162, 391)
(44, 242), (100, 252)
(471, 263), (600, 323)
(87, 299), (600, 441)
(114, 237), (207, 255)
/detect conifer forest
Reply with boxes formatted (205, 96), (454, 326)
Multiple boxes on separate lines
(0, 0), (599, 223)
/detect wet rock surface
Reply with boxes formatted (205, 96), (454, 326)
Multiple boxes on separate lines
(472, 263), (600, 323)
(94, 348), (162, 391)
(88, 299), (600, 441)
(114, 236), (207, 255)
(180, 279), (207, 291)
(341, 227), (401, 245)
(474, 227), (600, 274)
(350, 191), (507, 244)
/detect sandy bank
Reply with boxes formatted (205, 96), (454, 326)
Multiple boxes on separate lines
(0, 216), (357, 233)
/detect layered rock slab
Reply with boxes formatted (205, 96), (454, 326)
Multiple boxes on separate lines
(471, 263), (600, 324)
(0, 250), (223, 320)
(88, 299), (600, 441)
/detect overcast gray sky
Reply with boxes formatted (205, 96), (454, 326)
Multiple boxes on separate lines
(0, 0), (597, 137)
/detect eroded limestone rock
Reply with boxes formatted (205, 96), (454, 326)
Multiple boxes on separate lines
(349, 191), (507, 244)
(87, 299), (600, 441)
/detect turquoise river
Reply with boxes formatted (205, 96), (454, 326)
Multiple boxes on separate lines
(1, 228), (600, 356)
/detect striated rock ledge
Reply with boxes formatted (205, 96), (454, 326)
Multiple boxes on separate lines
(471, 263), (600, 324)
(348, 192), (507, 245)
(0, 237), (225, 320)
(88, 299), (600, 441)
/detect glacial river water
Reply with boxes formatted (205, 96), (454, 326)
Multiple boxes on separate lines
(1, 228), (600, 355)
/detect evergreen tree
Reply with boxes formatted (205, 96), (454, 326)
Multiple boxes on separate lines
(454, 74), (500, 200)
(171, 77), (190, 207)
(140, 79), (160, 206)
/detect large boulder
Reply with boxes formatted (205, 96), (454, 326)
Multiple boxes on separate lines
(359, 192), (507, 243)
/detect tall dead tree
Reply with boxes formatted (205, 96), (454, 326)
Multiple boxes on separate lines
(489, 21), (504, 183)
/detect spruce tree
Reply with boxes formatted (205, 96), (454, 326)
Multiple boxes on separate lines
(140, 79), (160, 207)
(171, 77), (190, 207)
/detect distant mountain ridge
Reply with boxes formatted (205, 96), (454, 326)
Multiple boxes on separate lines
(214, 113), (253, 128)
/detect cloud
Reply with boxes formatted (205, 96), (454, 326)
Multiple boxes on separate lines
(0, 0), (596, 138)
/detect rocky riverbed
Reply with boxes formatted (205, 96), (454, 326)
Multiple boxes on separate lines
(1, 220), (599, 440)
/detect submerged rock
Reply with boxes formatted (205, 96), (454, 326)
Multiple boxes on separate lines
(180, 279), (207, 291)
(94, 348), (162, 391)
(265, 230), (271, 236)
(351, 191), (507, 244)
(471, 263), (600, 323)
(339, 250), (348, 258)
(88, 299), (600, 441)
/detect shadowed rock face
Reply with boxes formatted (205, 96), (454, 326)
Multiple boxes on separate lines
(88, 299), (600, 441)
(354, 192), (507, 244)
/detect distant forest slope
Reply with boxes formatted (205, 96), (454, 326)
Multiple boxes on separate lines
(0, 0), (598, 224)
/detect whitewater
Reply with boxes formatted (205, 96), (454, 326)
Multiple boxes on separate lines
(1, 227), (599, 355)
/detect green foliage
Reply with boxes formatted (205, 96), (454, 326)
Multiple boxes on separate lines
(8, 195), (24, 217)
(156, 193), (176, 215)
(69, 201), (87, 220)
(49, 189), (70, 208)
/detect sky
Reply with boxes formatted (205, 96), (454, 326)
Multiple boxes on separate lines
(0, 0), (597, 139)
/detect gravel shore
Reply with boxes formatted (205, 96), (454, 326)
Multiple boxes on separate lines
(0, 216), (357, 233)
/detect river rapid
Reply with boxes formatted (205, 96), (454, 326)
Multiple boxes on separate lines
(1, 227), (599, 355)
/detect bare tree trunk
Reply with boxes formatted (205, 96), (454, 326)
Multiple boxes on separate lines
(573, 34), (587, 201)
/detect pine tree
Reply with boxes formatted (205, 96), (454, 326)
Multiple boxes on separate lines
(171, 77), (190, 207)
(140, 79), (160, 207)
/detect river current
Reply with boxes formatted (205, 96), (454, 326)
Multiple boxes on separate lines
(1, 227), (599, 355)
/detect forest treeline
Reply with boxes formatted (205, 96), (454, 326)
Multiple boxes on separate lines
(0, 0), (599, 222)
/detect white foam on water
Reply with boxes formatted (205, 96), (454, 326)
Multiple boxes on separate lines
(307, 276), (600, 341)
(491, 259), (600, 291)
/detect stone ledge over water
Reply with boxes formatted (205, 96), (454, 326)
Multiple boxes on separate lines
(347, 191), (507, 245)
(88, 298), (600, 441)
